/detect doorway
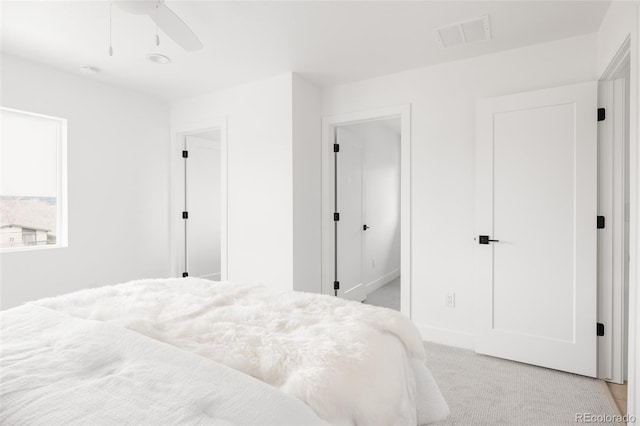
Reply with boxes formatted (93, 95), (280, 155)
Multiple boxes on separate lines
(321, 105), (411, 317)
(182, 129), (222, 280)
(171, 120), (228, 282)
(334, 118), (401, 309)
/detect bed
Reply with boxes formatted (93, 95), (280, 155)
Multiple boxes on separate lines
(1, 277), (449, 425)
(1, 304), (326, 425)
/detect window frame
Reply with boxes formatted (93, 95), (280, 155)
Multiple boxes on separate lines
(0, 107), (68, 252)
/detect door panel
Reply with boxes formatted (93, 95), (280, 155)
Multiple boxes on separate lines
(493, 104), (575, 341)
(475, 82), (597, 377)
(336, 127), (365, 301)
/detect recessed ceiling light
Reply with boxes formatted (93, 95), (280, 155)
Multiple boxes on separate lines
(80, 66), (99, 74)
(147, 53), (171, 64)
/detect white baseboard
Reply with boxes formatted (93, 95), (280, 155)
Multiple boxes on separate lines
(199, 272), (221, 281)
(416, 324), (476, 351)
(365, 268), (400, 294)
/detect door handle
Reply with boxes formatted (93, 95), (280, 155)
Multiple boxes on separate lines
(478, 235), (499, 244)
(363, 224), (370, 231)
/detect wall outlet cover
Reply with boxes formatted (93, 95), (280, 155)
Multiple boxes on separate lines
(445, 292), (456, 308)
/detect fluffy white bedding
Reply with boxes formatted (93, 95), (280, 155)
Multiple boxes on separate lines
(1, 303), (327, 426)
(35, 278), (450, 425)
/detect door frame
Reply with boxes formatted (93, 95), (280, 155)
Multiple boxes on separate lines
(321, 105), (411, 317)
(598, 38), (631, 385)
(170, 118), (228, 280)
(599, 34), (638, 416)
(333, 129), (366, 301)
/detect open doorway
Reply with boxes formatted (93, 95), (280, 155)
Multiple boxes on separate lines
(181, 129), (222, 280)
(333, 118), (401, 309)
(322, 105), (411, 316)
(171, 121), (228, 283)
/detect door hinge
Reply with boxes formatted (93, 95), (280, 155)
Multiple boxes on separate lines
(597, 322), (605, 336)
(182, 272), (189, 278)
(333, 281), (340, 290)
(182, 150), (189, 158)
(597, 108), (606, 122)
(334, 212), (340, 221)
(182, 211), (189, 219)
(333, 143), (340, 153)
(597, 215), (605, 229)
(478, 235), (499, 244)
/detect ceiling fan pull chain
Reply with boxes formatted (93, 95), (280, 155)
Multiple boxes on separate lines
(155, 2), (160, 46)
(108, 1), (113, 56)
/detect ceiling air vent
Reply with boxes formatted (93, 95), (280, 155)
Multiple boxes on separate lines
(436, 15), (492, 48)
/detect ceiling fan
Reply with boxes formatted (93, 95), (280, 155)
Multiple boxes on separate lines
(114, 0), (203, 52)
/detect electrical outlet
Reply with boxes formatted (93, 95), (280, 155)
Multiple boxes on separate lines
(445, 292), (455, 308)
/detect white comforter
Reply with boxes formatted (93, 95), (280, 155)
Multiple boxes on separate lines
(35, 278), (450, 425)
(1, 303), (327, 426)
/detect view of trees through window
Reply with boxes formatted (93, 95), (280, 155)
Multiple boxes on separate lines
(1, 108), (63, 250)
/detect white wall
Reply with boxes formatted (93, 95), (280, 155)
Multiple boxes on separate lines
(172, 73), (322, 293)
(339, 119), (401, 292)
(322, 34), (597, 348)
(292, 74), (322, 293)
(0, 54), (171, 309)
(596, 1), (638, 77)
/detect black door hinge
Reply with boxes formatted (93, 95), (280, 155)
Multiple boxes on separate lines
(182, 211), (189, 219)
(182, 150), (189, 158)
(334, 212), (340, 221)
(182, 272), (189, 278)
(597, 108), (606, 122)
(597, 216), (605, 229)
(597, 322), (605, 336)
(333, 281), (340, 290)
(478, 235), (499, 244)
(333, 144), (340, 153)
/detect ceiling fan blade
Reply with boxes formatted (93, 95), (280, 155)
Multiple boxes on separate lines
(152, 4), (203, 52)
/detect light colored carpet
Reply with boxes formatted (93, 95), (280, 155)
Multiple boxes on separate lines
(424, 342), (621, 425)
(363, 277), (400, 311)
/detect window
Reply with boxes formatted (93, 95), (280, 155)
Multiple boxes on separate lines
(1, 107), (67, 251)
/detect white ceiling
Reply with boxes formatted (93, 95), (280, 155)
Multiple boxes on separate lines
(1, 1), (612, 101)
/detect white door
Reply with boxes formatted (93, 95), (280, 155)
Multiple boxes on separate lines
(475, 81), (598, 377)
(336, 127), (366, 301)
(185, 135), (221, 280)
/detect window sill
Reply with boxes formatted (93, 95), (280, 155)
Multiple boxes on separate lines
(1, 243), (68, 254)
